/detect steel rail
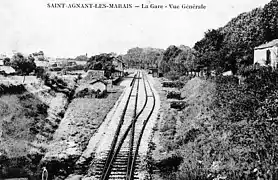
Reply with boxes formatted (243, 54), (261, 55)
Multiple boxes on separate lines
(126, 71), (140, 179)
(101, 72), (155, 180)
(100, 72), (138, 180)
(128, 73), (156, 180)
(101, 72), (150, 180)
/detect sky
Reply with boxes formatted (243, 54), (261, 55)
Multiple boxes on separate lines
(0, 0), (271, 58)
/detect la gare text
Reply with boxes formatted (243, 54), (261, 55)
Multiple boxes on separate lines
(47, 3), (206, 9)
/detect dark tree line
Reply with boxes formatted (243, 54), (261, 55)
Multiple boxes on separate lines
(122, 47), (164, 69)
(193, 0), (278, 75)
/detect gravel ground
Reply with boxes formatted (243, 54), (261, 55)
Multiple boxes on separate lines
(149, 76), (174, 180)
(42, 89), (123, 177)
(150, 77), (170, 160)
(135, 74), (161, 180)
(79, 76), (134, 178)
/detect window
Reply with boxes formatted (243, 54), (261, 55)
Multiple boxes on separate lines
(266, 50), (271, 65)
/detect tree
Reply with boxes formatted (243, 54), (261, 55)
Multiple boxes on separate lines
(261, 0), (278, 42)
(123, 47), (143, 68)
(75, 55), (88, 61)
(35, 66), (46, 79)
(85, 53), (115, 78)
(11, 53), (36, 82)
(3, 57), (10, 66)
(194, 29), (225, 73)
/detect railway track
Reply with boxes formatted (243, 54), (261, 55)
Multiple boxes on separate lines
(92, 71), (156, 180)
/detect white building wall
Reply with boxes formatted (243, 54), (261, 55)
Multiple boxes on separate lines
(254, 46), (278, 68)
(90, 82), (106, 92)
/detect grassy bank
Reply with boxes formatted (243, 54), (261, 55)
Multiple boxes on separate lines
(0, 75), (76, 179)
(152, 66), (278, 180)
(0, 91), (49, 178)
(42, 88), (123, 179)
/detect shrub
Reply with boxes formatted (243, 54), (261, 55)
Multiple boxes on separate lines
(35, 67), (45, 79)
(75, 88), (91, 98)
(170, 101), (186, 110)
(36, 104), (49, 114)
(162, 81), (184, 88)
(0, 84), (26, 96)
(165, 71), (181, 81)
(166, 91), (181, 99)
(156, 155), (183, 173)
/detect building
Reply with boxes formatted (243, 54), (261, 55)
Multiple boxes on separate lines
(149, 68), (159, 77)
(112, 57), (125, 77)
(254, 39), (278, 68)
(222, 70), (233, 76)
(89, 79), (107, 93)
(0, 54), (7, 66)
(35, 60), (49, 67)
(0, 66), (16, 75)
(32, 51), (44, 61)
(32, 51), (50, 67)
(84, 70), (106, 81)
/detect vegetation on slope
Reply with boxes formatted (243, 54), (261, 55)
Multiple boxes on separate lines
(0, 73), (78, 178)
(154, 66), (278, 179)
(42, 89), (123, 179)
(194, 0), (278, 74)
(0, 88), (49, 178)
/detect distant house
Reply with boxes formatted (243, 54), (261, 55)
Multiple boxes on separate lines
(0, 54), (7, 66)
(84, 70), (106, 81)
(32, 51), (50, 67)
(67, 61), (77, 67)
(254, 39), (278, 68)
(35, 60), (49, 67)
(0, 66), (16, 75)
(32, 51), (44, 61)
(89, 79), (107, 93)
(112, 57), (125, 77)
(222, 70), (233, 76)
(149, 68), (159, 77)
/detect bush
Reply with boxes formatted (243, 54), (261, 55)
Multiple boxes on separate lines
(170, 101), (186, 110)
(75, 88), (91, 98)
(166, 91), (181, 99)
(65, 65), (84, 71)
(156, 155), (183, 173)
(36, 104), (49, 114)
(0, 84), (26, 96)
(35, 67), (45, 79)
(11, 53), (36, 76)
(165, 71), (181, 81)
(162, 81), (184, 88)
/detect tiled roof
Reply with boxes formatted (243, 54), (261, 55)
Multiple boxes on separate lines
(255, 39), (278, 50)
(89, 79), (108, 85)
(0, 66), (16, 73)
